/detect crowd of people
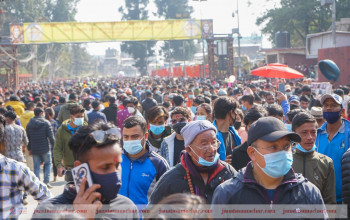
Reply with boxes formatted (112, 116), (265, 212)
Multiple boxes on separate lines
(0, 76), (349, 219)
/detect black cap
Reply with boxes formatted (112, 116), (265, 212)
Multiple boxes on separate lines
(247, 117), (301, 146)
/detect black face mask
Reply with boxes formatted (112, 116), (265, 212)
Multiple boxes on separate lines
(233, 121), (241, 130)
(173, 122), (187, 134)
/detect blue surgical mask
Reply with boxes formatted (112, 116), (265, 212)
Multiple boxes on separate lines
(295, 144), (316, 153)
(285, 123), (292, 132)
(191, 106), (197, 114)
(286, 92), (292, 96)
(241, 105), (247, 111)
(73, 117), (84, 127)
(196, 115), (206, 121)
(150, 124), (165, 136)
(123, 138), (144, 155)
(189, 95), (194, 99)
(255, 149), (293, 178)
(90, 170), (122, 202)
(190, 146), (220, 167)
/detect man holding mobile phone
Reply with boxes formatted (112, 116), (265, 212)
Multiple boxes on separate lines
(35, 121), (138, 219)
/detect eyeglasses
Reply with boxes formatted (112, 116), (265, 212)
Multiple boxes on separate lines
(170, 117), (187, 124)
(90, 127), (121, 143)
(195, 139), (221, 152)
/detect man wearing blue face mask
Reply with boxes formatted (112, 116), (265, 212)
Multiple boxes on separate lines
(34, 121), (139, 219)
(150, 120), (236, 204)
(212, 117), (326, 215)
(54, 105), (87, 182)
(120, 116), (169, 206)
(316, 93), (350, 203)
(292, 112), (336, 204)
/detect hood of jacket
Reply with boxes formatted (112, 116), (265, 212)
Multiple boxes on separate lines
(21, 111), (34, 120)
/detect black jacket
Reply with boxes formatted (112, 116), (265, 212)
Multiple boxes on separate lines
(212, 162), (325, 205)
(33, 183), (139, 219)
(231, 141), (250, 171)
(102, 103), (118, 125)
(342, 148), (350, 212)
(26, 116), (54, 155)
(149, 159), (236, 204)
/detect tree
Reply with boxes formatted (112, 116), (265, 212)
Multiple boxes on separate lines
(119, 0), (155, 76)
(256, 0), (350, 47)
(154, 0), (197, 61)
(0, 0), (92, 79)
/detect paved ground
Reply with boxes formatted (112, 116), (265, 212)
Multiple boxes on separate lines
(19, 169), (67, 219)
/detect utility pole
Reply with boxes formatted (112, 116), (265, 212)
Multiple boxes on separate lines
(32, 44), (38, 82)
(236, 0), (242, 79)
(332, 0), (336, 47)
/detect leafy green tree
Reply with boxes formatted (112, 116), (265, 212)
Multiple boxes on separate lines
(119, 0), (155, 75)
(0, 0), (91, 79)
(154, 0), (197, 61)
(256, 0), (350, 47)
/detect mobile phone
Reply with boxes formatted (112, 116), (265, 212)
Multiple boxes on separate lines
(278, 84), (285, 94)
(72, 163), (94, 193)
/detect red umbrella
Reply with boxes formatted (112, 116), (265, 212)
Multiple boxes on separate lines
(251, 63), (304, 79)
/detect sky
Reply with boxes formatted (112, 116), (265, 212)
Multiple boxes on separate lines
(75, 0), (281, 55)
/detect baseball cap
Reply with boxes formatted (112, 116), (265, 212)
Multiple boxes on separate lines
(310, 107), (323, 119)
(181, 120), (217, 147)
(247, 117), (301, 146)
(288, 95), (300, 103)
(320, 93), (343, 107)
(285, 85), (291, 92)
(217, 89), (227, 96)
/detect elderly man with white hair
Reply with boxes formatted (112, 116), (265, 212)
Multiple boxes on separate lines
(149, 120), (237, 204)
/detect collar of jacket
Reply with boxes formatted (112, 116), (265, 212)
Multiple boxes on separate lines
(123, 141), (151, 163)
(295, 149), (316, 156)
(180, 152), (226, 184)
(108, 103), (118, 108)
(317, 118), (348, 134)
(242, 161), (298, 186)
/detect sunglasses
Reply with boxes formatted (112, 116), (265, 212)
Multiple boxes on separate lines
(89, 127), (121, 143)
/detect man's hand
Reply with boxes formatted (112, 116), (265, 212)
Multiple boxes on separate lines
(276, 91), (287, 103)
(225, 154), (232, 164)
(57, 166), (65, 177)
(73, 178), (102, 219)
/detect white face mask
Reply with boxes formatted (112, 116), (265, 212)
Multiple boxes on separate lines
(127, 107), (135, 114)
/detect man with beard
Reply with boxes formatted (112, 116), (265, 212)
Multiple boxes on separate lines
(120, 116), (169, 206)
(150, 120), (236, 204)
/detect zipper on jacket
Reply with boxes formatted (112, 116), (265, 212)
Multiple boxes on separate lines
(127, 161), (133, 197)
(303, 154), (306, 176)
(270, 200), (273, 209)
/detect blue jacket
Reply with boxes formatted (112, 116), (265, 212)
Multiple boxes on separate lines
(119, 142), (170, 205)
(316, 119), (350, 203)
(213, 120), (241, 161)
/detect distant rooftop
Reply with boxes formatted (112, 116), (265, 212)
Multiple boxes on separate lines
(328, 18), (350, 32)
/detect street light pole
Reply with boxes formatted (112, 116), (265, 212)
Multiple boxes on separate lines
(236, 0), (242, 79)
